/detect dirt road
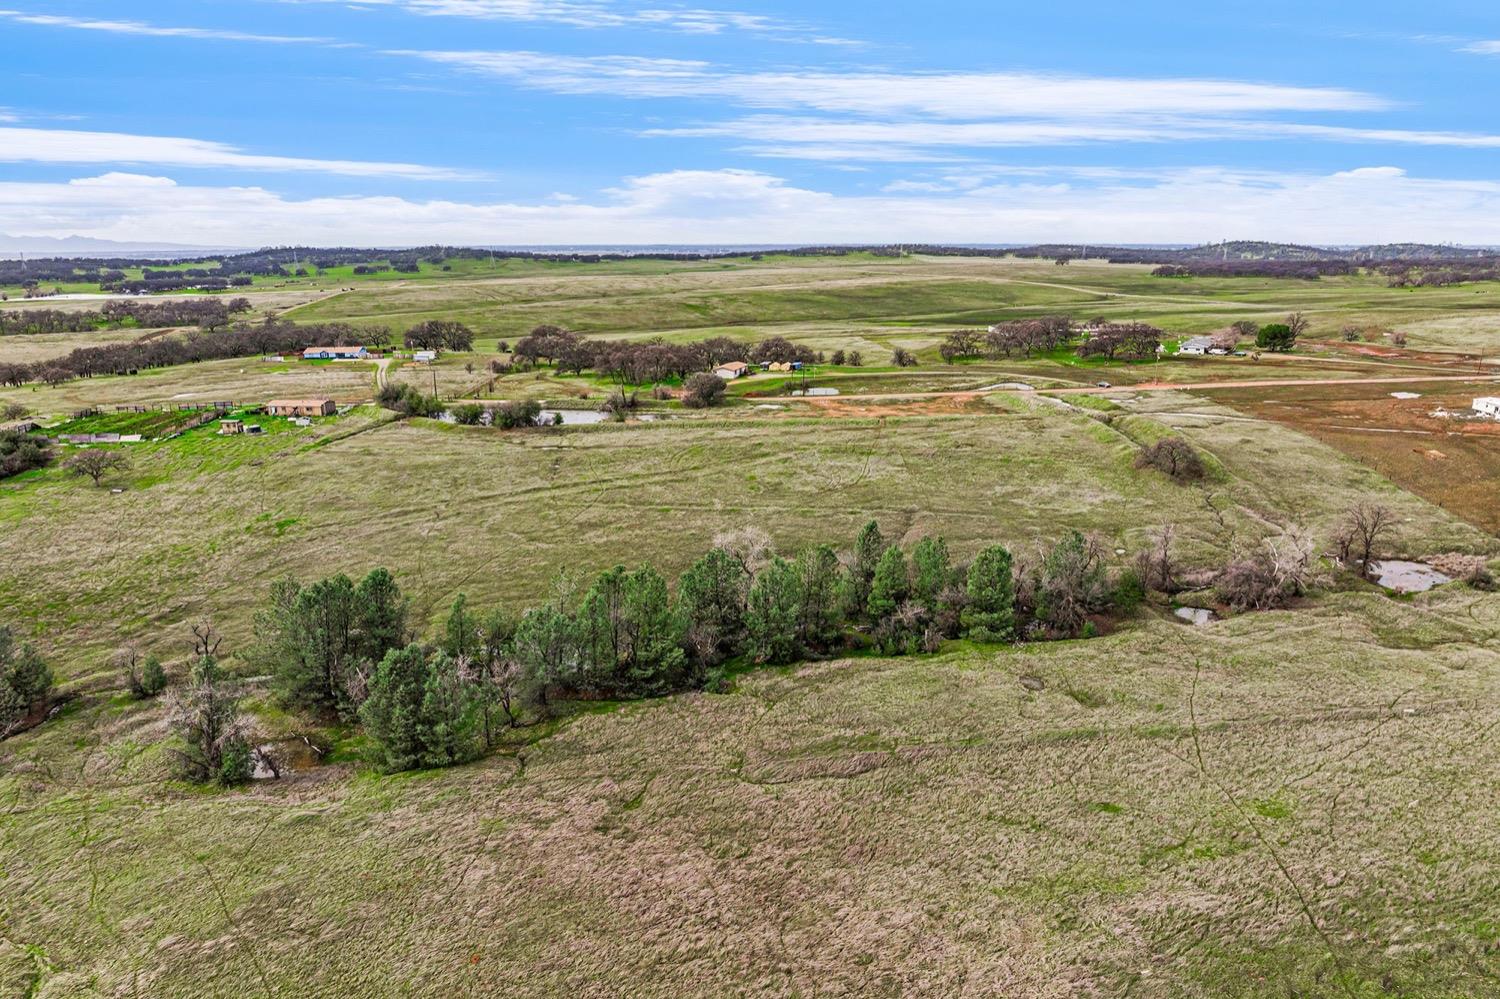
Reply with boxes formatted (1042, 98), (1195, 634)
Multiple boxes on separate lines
(760, 373), (1500, 404)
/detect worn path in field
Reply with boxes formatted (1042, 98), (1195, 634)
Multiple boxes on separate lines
(768, 372), (1500, 404)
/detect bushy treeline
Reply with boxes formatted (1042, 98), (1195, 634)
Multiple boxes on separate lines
(508, 326), (821, 385)
(0, 428), (53, 480)
(1376, 261), (1500, 288)
(0, 297), (252, 337)
(1151, 261), (1353, 280)
(253, 524), (1141, 772)
(0, 317), (383, 387)
(939, 317), (1162, 362)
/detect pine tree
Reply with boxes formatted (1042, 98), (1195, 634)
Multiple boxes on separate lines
(911, 536), (952, 606)
(359, 645), (430, 773)
(442, 593), (478, 662)
(416, 652), (480, 768)
(0, 626), (52, 735)
(745, 557), (803, 664)
(961, 544), (1016, 641)
(678, 547), (749, 663)
(795, 545), (843, 651)
(867, 546), (910, 621)
(842, 520), (886, 617)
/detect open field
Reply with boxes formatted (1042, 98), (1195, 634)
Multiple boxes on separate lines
(4, 589), (1500, 996)
(4, 251), (1500, 998)
(283, 255), (1500, 355)
(1, 357), (379, 420)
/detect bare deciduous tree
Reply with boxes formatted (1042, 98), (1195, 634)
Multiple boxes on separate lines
(64, 449), (127, 487)
(1332, 502), (1396, 577)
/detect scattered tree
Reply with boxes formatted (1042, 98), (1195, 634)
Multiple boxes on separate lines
(65, 449), (128, 487)
(1134, 438), (1205, 482)
(167, 654), (251, 785)
(682, 372), (727, 409)
(1332, 502), (1396, 577)
(0, 626), (52, 737)
(1255, 323), (1297, 352)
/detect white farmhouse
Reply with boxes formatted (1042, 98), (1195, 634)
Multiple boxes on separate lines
(1473, 397), (1500, 420)
(1177, 336), (1215, 356)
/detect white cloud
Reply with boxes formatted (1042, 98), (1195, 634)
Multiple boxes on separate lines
(394, 51), (1385, 117)
(283, 0), (814, 35)
(0, 9), (337, 44)
(1459, 40), (1500, 54)
(0, 127), (478, 179)
(5, 165), (1500, 246)
(649, 115), (1500, 158)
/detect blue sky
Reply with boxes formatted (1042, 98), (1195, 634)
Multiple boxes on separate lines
(2, 0), (1499, 245)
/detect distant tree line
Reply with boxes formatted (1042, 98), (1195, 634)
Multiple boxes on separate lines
(939, 317), (1162, 362)
(0, 297), (251, 337)
(1151, 261), (1354, 280)
(0, 317), (385, 387)
(1375, 261), (1500, 288)
(505, 326), (824, 386)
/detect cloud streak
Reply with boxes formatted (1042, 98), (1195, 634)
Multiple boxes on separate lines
(5, 166), (1500, 246)
(0, 9), (338, 44)
(0, 128), (479, 179)
(282, 0), (829, 37)
(392, 51), (1386, 117)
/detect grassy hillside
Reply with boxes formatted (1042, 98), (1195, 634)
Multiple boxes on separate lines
(3, 251), (1500, 998)
(3, 394), (1485, 686)
(4, 590), (1499, 996)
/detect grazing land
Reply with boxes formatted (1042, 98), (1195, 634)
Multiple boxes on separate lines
(3, 249), (1500, 997)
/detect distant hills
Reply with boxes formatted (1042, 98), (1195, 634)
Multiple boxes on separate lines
(3, 236), (1497, 266)
(0, 234), (239, 259)
(1003, 240), (1500, 263)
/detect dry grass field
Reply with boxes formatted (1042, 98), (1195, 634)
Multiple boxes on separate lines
(3, 253), (1500, 998)
(4, 590), (1499, 997)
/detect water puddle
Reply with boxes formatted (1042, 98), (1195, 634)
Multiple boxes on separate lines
(1173, 607), (1218, 626)
(252, 738), (326, 779)
(790, 387), (840, 396)
(1369, 560), (1451, 593)
(540, 409), (609, 424)
(1390, 391), (1422, 400)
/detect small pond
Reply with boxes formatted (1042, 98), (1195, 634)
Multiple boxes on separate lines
(1173, 607), (1218, 626)
(1369, 560), (1451, 593)
(538, 409), (609, 425)
(790, 387), (840, 396)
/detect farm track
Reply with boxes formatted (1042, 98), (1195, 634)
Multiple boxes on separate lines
(760, 372), (1500, 404)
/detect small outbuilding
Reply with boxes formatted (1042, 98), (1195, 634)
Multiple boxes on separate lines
(219, 419), (245, 435)
(267, 398), (336, 418)
(714, 361), (750, 379)
(1473, 397), (1500, 420)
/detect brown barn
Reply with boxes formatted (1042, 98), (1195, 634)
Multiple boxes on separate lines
(267, 398), (336, 417)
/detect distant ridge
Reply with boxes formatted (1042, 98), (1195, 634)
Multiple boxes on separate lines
(0, 233), (240, 259)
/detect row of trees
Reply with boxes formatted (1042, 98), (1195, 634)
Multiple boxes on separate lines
(0, 317), (379, 387)
(249, 523), (1141, 772)
(0, 297), (252, 337)
(403, 320), (474, 352)
(939, 318), (1164, 363)
(508, 327), (827, 387)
